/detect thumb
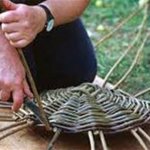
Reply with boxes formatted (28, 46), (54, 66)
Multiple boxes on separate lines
(2, 0), (18, 10)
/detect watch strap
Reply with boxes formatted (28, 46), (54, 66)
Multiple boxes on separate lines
(38, 4), (54, 32)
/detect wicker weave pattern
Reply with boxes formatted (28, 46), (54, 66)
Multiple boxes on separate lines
(1, 82), (150, 150)
(36, 83), (150, 134)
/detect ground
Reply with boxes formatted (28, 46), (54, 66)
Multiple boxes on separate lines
(1, 121), (150, 150)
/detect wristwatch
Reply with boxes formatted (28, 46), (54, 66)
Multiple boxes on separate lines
(38, 4), (55, 32)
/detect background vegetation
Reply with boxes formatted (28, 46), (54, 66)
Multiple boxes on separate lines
(82, 0), (150, 98)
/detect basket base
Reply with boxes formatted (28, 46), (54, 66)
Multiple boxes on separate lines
(0, 76), (150, 150)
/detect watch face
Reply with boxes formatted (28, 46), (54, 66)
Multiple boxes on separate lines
(46, 19), (54, 32)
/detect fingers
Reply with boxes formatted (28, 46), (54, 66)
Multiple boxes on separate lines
(0, 80), (33, 111)
(2, 24), (29, 47)
(12, 79), (33, 111)
(2, 0), (18, 10)
(0, 11), (19, 23)
(0, 88), (25, 112)
(2, 31), (29, 48)
(23, 80), (33, 98)
(3, 26), (32, 48)
(10, 39), (28, 48)
(0, 81), (11, 101)
(5, 32), (22, 42)
(0, 89), (11, 101)
(2, 23), (20, 33)
(0, 82), (24, 112)
(0, 3), (40, 47)
(12, 88), (24, 112)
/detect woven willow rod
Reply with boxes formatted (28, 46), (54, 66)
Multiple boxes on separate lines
(131, 130), (148, 150)
(99, 131), (108, 150)
(18, 49), (51, 131)
(0, 120), (27, 132)
(88, 131), (95, 150)
(135, 88), (150, 98)
(94, 3), (144, 47)
(102, 4), (148, 88)
(0, 120), (33, 140)
(138, 128), (150, 142)
(113, 32), (149, 89)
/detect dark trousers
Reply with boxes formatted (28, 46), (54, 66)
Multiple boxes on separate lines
(23, 19), (97, 92)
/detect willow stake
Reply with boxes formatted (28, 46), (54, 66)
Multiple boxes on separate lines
(17, 49), (51, 131)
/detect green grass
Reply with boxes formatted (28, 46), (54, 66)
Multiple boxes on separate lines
(82, 0), (150, 99)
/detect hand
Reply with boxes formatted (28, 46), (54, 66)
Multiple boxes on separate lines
(0, 31), (33, 111)
(0, 0), (47, 48)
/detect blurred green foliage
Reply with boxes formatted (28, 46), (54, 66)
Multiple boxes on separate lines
(82, 0), (150, 98)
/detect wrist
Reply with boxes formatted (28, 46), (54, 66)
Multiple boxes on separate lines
(37, 4), (55, 32)
(32, 5), (47, 33)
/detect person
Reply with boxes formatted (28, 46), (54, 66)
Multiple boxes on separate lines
(0, 0), (97, 111)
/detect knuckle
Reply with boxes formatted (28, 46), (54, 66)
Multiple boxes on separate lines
(0, 77), (10, 86)
(23, 21), (30, 29)
(3, 80), (11, 87)
(8, 12), (17, 21)
(2, 92), (10, 101)
(19, 5), (30, 18)
(10, 12), (16, 18)
(2, 78), (23, 90)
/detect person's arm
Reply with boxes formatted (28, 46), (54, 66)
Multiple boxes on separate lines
(40, 0), (90, 26)
(0, 29), (33, 111)
(0, 0), (89, 48)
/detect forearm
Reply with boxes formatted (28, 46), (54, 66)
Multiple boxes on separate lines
(41, 0), (90, 26)
(0, 29), (32, 111)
